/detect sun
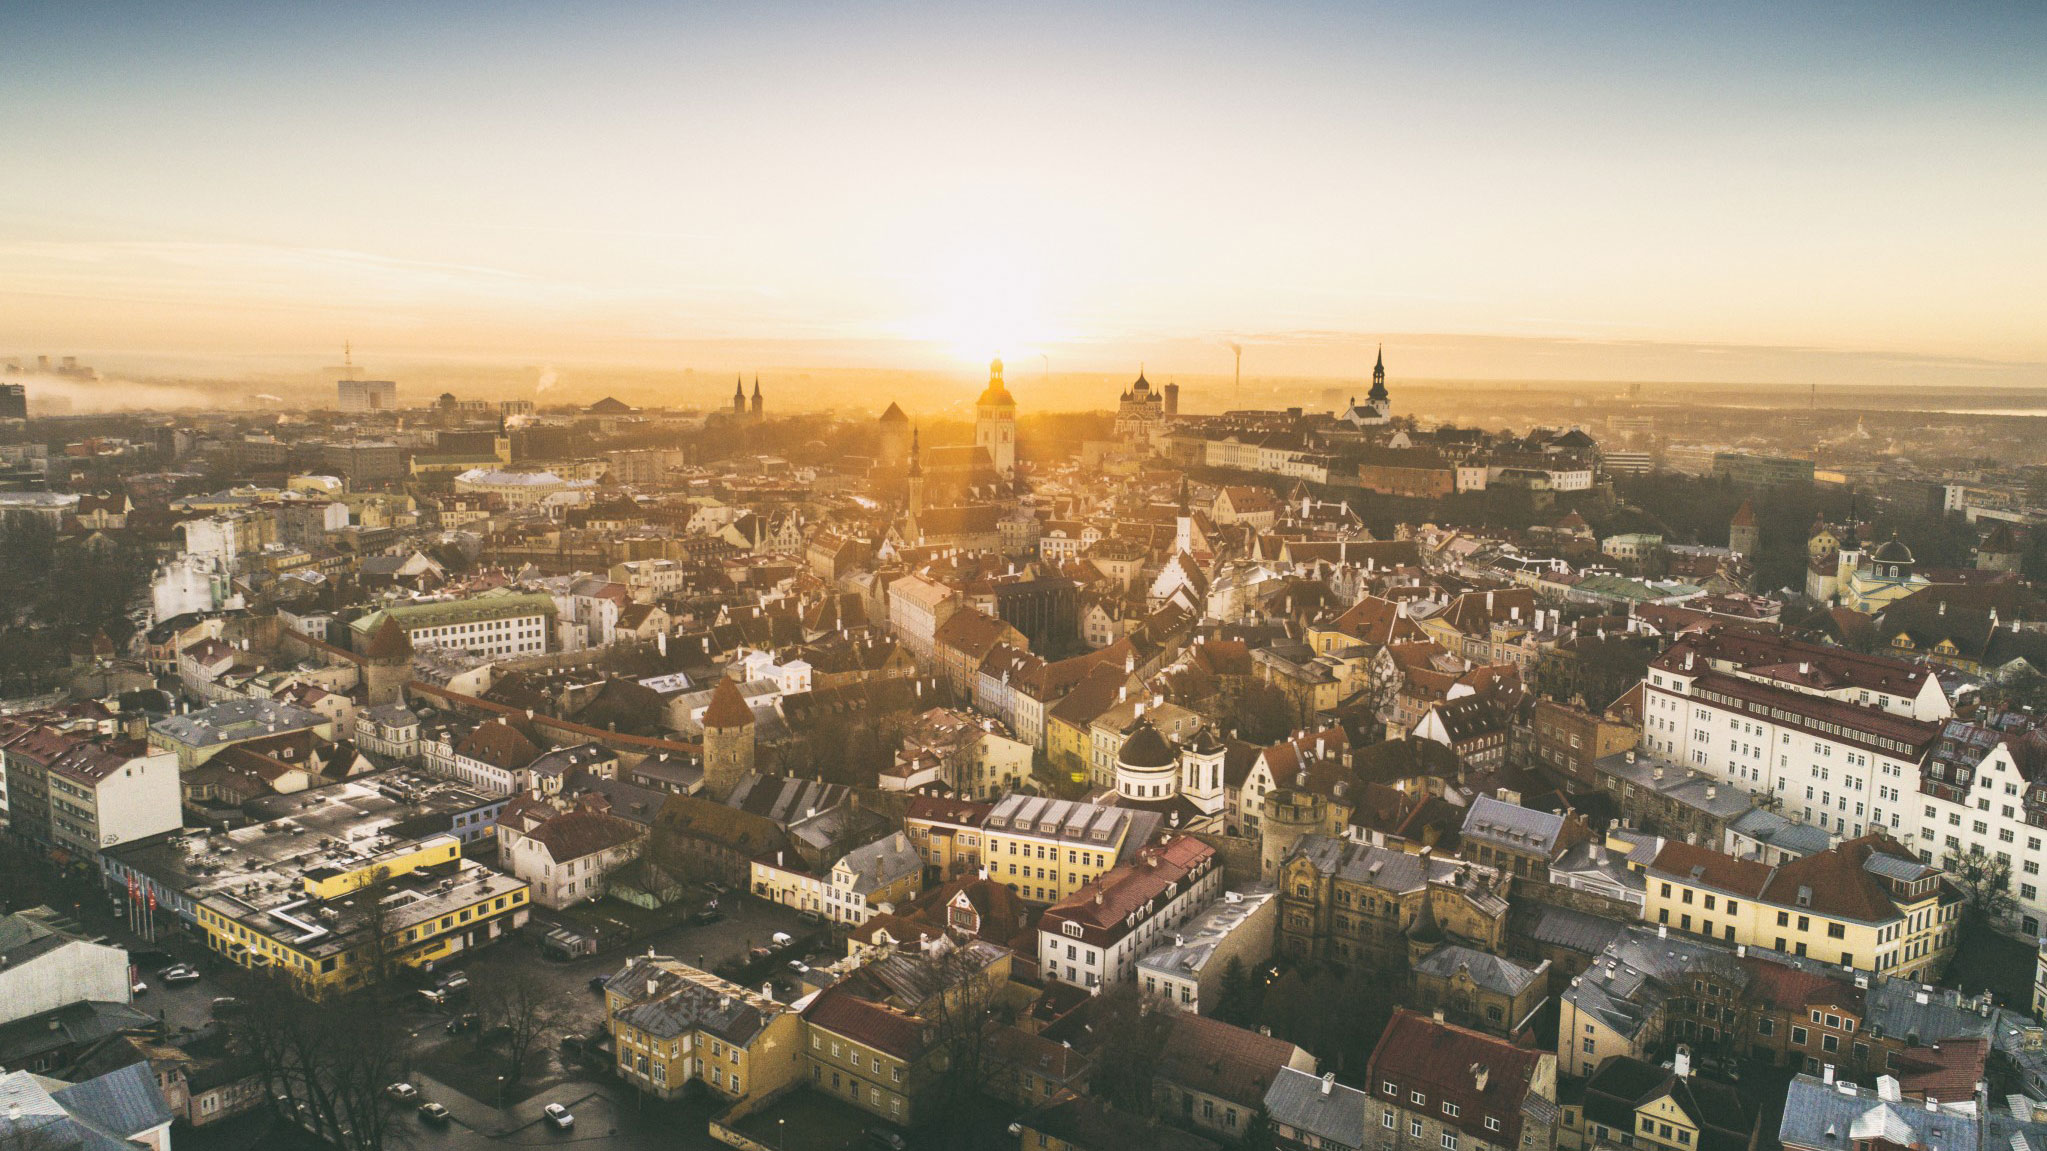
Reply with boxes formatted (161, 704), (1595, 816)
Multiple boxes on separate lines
(900, 232), (1055, 365)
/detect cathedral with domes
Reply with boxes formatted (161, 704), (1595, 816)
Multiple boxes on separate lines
(1110, 715), (1229, 832)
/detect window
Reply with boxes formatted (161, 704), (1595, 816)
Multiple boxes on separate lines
(1385, 1112), (1397, 1130)
(1444, 1103), (1460, 1118)
(1412, 1091), (1426, 1106)
(1486, 1118), (1502, 1133)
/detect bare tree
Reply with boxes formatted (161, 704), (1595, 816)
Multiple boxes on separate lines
(473, 967), (559, 1102)
(234, 976), (405, 1151)
(1086, 982), (1177, 1117)
(919, 942), (1006, 1151)
(1944, 847), (2016, 924)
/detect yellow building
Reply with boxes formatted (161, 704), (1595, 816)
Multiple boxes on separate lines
(603, 955), (804, 1103)
(749, 832), (924, 927)
(981, 794), (1134, 905)
(1562, 1053), (1757, 1151)
(901, 797), (991, 881)
(802, 987), (938, 1124)
(1637, 834), (1958, 980)
(191, 833), (531, 999)
(801, 938), (1014, 1124)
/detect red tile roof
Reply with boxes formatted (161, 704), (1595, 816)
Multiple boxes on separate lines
(1368, 1009), (1549, 1145)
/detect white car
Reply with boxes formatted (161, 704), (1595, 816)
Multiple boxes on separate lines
(130, 980), (148, 996)
(386, 1083), (419, 1102)
(543, 1103), (574, 1130)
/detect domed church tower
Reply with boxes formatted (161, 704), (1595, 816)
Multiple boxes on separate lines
(975, 357), (1016, 479)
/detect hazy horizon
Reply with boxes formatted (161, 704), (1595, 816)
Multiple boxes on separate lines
(4, 1), (2043, 381)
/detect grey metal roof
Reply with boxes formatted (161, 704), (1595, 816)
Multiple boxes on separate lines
(1862, 852), (1936, 883)
(1779, 1074), (1975, 1151)
(1512, 902), (1628, 957)
(1264, 1066), (1369, 1151)
(51, 1060), (174, 1140)
(149, 697), (325, 747)
(1461, 794), (1567, 855)
(1137, 885), (1276, 980)
(1413, 944), (1544, 996)
(1728, 808), (1833, 857)
(1864, 980), (1997, 1045)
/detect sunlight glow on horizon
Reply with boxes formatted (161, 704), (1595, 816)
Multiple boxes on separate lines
(0, 1), (2043, 377)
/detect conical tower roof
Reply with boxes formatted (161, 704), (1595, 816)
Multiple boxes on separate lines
(879, 401), (908, 423)
(364, 615), (412, 661)
(702, 675), (755, 729)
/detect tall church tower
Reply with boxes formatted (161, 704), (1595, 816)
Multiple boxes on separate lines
(906, 427), (925, 540)
(975, 357), (1017, 479)
(732, 376), (746, 418)
(750, 377), (763, 421)
(1366, 345), (1390, 419)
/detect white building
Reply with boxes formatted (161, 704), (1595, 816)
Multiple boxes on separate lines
(348, 592), (555, 660)
(0, 909), (133, 1026)
(1135, 885), (1278, 1013)
(1640, 631), (1950, 845)
(1037, 835), (1219, 992)
(495, 799), (645, 910)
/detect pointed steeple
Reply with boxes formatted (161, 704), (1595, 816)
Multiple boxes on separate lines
(908, 427), (922, 478)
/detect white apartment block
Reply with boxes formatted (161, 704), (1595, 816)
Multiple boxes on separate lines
(1037, 836), (1219, 993)
(1913, 716), (2047, 936)
(1642, 636), (1949, 847)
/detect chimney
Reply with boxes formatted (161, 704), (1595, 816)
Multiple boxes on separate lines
(1657, 924), (1667, 939)
(1432, 1007), (1446, 1022)
(1926, 1097), (1938, 1113)
(1878, 1076), (1901, 1103)
(646, 977), (658, 997)
(1821, 1063), (1833, 1085)
(1321, 1072), (1335, 1096)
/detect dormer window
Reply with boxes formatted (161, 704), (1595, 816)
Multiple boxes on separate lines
(1061, 920), (1083, 939)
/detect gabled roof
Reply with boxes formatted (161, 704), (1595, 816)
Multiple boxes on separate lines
(1155, 1013), (1309, 1109)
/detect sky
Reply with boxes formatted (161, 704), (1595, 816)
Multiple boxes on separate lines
(1, 0), (2044, 386)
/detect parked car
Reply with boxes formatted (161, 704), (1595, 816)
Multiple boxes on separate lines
(797, 909), (826, 925)
(558, 1034), (587, 1058)
(161, 965), (201, 986)
(770, 931), (794, 948)
(748, 946), (772, 962)
(153, 961), (189, 979)
(418, 1102), (451, 1125)
(543, 1103), (575, 1130)
(385, 1083), (419, 1102)
(210, 997), (244, 1016)
(692, 908), (725, 925)
(130, 980), (148, 996)
(434, 973), (470, 993)
(786, 960), (810, 975)
(444, 1013), (481, 1035)
(587, 975), (610, 994)
(865, 1126), (908, 1151)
